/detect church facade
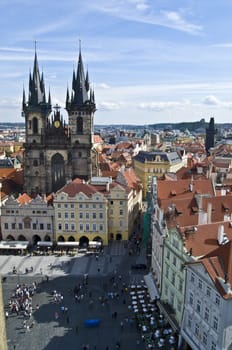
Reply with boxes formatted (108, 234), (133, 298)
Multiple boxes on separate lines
(22, 48), (99, 195)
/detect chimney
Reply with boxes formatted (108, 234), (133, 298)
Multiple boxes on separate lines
(207, 202), (212, 224)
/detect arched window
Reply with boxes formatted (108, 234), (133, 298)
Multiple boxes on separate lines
(32, 117), (38, 134)
(51, 153), (65, 192)
(76, 116), (83, 133)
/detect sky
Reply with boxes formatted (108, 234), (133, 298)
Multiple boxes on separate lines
(2, 0), (232, 125)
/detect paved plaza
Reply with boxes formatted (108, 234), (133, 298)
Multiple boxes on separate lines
(1, 242), (148, 350)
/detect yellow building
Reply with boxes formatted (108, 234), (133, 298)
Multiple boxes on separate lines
(133, 150), (184, 198)
(53, 178), (108, 245)
(53, 173), (143, 244)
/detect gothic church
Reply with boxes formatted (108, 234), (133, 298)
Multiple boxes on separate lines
(22, 48), (99, 195)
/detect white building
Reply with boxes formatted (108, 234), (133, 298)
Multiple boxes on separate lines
(182, 240), (232, 350)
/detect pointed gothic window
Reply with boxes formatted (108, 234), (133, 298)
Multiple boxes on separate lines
(77, 116), (83, 133)
(32, 117), (38, 134)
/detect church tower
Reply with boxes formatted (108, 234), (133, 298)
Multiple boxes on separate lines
(205, 117), (217, 155)
(23, 45), (98, 195)
(66, 47), (97, 180)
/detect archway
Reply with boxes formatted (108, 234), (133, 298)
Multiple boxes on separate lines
(6, 235), (15, 241)
(79, 236), (89, 247)
(32, 235), (41, 245)
(51, 153), (65, 192)
(57, 235), (65, 242)
(68, 236), (75, 242)
(44, 235), (51, 241)
(116, 233), (122, 241)
(93, 236), (103, 244)
(18, 235), (27, 241)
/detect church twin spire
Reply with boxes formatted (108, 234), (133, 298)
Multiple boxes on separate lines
(65, 47), (95, 111)
(22, 43), (95, 114)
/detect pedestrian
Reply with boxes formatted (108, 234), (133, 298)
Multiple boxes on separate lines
(120, 321), (124, 330)
(5, 311), (8, 319)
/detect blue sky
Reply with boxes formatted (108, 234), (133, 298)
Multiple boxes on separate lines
(1, 0), (232, 125)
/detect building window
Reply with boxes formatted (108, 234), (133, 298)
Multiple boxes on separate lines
(196, 300), (201, 313)
(71, 212), (75, 219)
(79, 224), (83, 231)
(190, 272), (195, 283)
(64, 223), (68, 230)
(64, 204), (68, 208)
(165, 265), (169, 279)
(58, 223), (62, 230)
(213, 316), (218, 331)
(99, 204), (103, 209)
(79, 212), (83, 219)
(24, 220), (31, 229)
(119, 201), (123, 206)
(189, 292), (193, 306)
(119, 209), (123, 216)
(47, 223), (51, 230)
(110, 201), (114, 205)
(64, 212), (68, 219)
(206, 287), (211, 297)
(204, 307), (209, 322)
(4, 223), (8, 229)
(171, 272), (175, 284)
(79, 204), (83, 209)
(86, 212), (90, 219)
(57, 204), (61, 208)
(70, 204), (74, 209)
(71, 224), (75, 231)
(93, 224), (97, 231)
(99, 212), (103, 219)
(93, 204), (96, 209)
(93, 212), (96, 219)
(187, 316), (192, 329)
(198, 279), (203, 289)
(99, 224), (104, 231)
(119, 220), (123, 228)
(166, 250), (170, 260)
(211, 342), (216, 350)
(215, 294), (220, 306)
(32, 223), (36, 230)
(11, 223), (16, 229)
(86, 224), (90, 231)
(203, 332), (208, 346)
(173, 256), (176, 266)
(40, 223), (44, 230)
(58, 212), (62, 219)
(86, 204), (89, 209)
(195, 324), (199, 337)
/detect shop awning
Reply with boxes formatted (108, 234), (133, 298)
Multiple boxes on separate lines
(37, 241), (54, 247)
(0, 241), (29, 250)
(144, 272), (160, 301)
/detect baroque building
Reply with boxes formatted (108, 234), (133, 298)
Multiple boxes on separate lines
(22, 47), (98, 195)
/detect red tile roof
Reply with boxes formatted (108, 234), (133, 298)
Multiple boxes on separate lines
(17, 193), (31, 205)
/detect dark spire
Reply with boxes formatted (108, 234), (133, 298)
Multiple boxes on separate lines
(22, 86), (26, 111)
(66, 85), (70, 109)
(85, 68), (90, 92)
(24, 43), (51, 114)
(205, 117), (217, 155)
(66, 43), (96, 112)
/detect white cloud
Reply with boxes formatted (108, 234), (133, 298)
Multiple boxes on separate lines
(0, 98), (20, 109)
(202, 95), (232, 108)
(138, 100), (190, 111)
(97, 101), (121, 110)
(96, 83), (111, 89)
(86, 1), (202, 35)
